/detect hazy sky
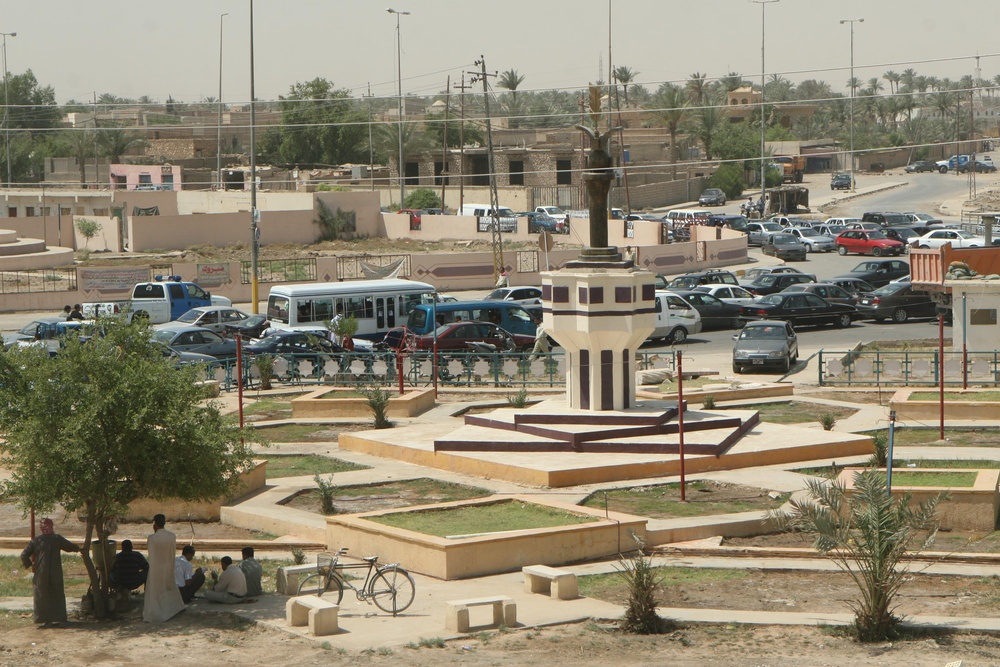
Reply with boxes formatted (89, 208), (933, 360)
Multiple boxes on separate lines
(6, 1), (1000, 105)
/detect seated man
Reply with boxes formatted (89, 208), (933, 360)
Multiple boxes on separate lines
(174, 545), (206, 603)
(109, 539), (149, 591)
(239, 546), (263, 598)
(205, 556), (247, 604)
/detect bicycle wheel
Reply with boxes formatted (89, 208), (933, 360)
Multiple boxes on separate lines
(297, 572), (345, 604)
(369, 566), (415, 615)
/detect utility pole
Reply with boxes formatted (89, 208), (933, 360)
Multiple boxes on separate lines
(93, 91), (99, 189)
(217, 12), (228, 190)
(453, 74), (472, 212)
(753, 0), (780, 200)
(365, 83), (375, 191)
(470, 57), (503, 282)
(613, 71), (632, 218)
(440, 75), (450, 209)
(249, 0), (260, 313)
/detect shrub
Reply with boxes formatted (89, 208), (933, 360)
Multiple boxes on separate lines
(867, 431), (888, 468)
(314, 200), (356, 241)
(702, 395), (716, 410)
(507, 388), (529, 408)
(314, 474), (337, 515)
(403, 188), (442, 210)
(820, 413), (837, 431)
(707, 163), (745, 199)
(75, 218), (102, 249)
(291, 547), (306, 565)
(616, 538), (670, 634)
(254, 354), (275, 391)
(362, 386), (393, 429)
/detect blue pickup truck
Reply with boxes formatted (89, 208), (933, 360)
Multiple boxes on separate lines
(84, 276), (232, 324)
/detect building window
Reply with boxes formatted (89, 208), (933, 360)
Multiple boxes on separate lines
(971, 309), (998, 325)
(434, 161), (448, 186)
(404, 161), (419, 186)
(93, 208), (109, 216)
(161, 174), (174, 190)
(471, 156), (489, 186)
(509, 160), (524, 186)
(138, 174), (152, 184)
(25, 207), (34, 217)
(556, 159), (572, 185)
(7, 207), (15, 217)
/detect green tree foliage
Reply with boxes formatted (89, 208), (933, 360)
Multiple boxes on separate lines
(649, 84), (688, 165)
(773, 469), (943, 641)
(2, 70), (60, 184)
(403, 188), (441, 210)
(260, 78), (367, 168)
(96, 124), (147, 164)
(314, 200), (355, 241)
(75, 218), (101, 248)
(707, 163), (744, 199)
(0, 320), (256, 619)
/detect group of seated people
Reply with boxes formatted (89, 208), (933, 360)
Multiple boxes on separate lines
(110, 540), (264, 604)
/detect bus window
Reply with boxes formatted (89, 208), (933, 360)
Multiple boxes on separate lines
(297, 299), (314, 322)
(386, 298), (396, 327)
(313, 298), (333, 322)
(268, 296), (290, 323)
(345, 296), (373, 319)
(509, 306), (534, 325)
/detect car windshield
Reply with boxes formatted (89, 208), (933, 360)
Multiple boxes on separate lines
(176, 310), (202, 324)
(867, 231), (888, 239)
(871, 283), (905, 297)
(799, 229), (822, 237)
(758, 295), (782, 305)
(151, 330), (177, 344)
(755, 276), (777, 286)
(957, 231), (977, 239)
(852, 262), (882, 273)
(740, 325), (787, 340)
(486, 289), (510, 299)
(762, 223), (782, 232)
(772, 235), (797, 244)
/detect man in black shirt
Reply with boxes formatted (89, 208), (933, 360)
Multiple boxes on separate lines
(110, 539), (149, 591)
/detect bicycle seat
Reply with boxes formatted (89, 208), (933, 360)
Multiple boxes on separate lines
(362, 556), (378, 564)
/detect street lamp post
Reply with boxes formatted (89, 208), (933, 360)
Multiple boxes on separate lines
(751, 0), (777, 205)
(217, 13), (228, 191)
(249, 0), (260, 313)
(1, 31), (16, 189)
(387, 8), (410, 207)
(840, 18), (863, 193)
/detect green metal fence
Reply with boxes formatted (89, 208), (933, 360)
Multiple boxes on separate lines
(0, 268), (78, 294)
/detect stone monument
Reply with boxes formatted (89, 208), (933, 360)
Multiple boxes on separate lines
(540, 124), (656, 411)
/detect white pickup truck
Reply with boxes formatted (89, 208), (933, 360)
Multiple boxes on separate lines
(84, 277), (231, 324)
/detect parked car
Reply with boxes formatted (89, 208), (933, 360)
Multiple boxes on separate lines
(904, 212), (943, 226)
(835, 229), (905, 256)
(824, 217), (861, 227)
(861, 212), (912, 227)
(534, 206), (569, 225)
(832, 259), (910, 288)
(829, 277), (877, 298)
(150, 324), (239, 360)
(761, 234), (808, 261)
(740, 266), (815, 285)
(732, 320), (799, 374)
(904, 160), (938, 173)
(224, 313), (271, 340)
(746, 222), (784, 246)
(697, 188), (727, 206)
(398, 208), (425, 230)
(911, 229), (989, 249)
(170, 306), (251, 335)
(667, 269), (739, 290)
(694, 284), (758, 306)
(652, 290), (703, 343)
(668, 289), (744, 330)
(2, 318), (85, 350)
(786, 227), (836, 253)
(815, 223), (848, 238)
(707, 214), (749, 232)
(830, 173), (852, 190)
(485, 286), (543, 306)
(855, 283), (938, 323)
(770, 216), (814, 229)
(413, 320), (534, 352)
(244, 330), (344, 356)
(779, 282), (858, 306)
(154, 341), (220, 369)
(957, 160), (997, 174)
(743, 272), (815, 296)
(844, 221), (884, 232)
(524, 211), (562, 234)
(739, 292), (856, 328)
(882, 226), (922, 246)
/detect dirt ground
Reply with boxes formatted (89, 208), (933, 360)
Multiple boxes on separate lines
(3, 609), (1000, 667)
(727, 529), (1000, 555)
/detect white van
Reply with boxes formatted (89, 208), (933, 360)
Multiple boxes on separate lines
(461, 204), (518, 233)
(664, 209), (711, 227)
(651, 290), (702, 344)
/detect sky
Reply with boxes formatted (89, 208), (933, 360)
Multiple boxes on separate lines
(5, 1), (1000, 106)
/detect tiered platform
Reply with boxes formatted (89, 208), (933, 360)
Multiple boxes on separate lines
(0, 228), (74, 269)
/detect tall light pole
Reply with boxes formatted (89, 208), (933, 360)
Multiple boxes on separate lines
(217, 13), (228, 191)
(841, 18), (863, 192)
(249, 0), (260, 313)
(387, 8), (410, 207)
(1, 31), (16, 189)
(751, 0), (778, 205)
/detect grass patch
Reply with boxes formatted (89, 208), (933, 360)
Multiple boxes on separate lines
(909, 391), (1000, 402)
(798, 459), (1000, 479)
(367, 500), (596, 537)
(580, 481), (788, 518)
(284, 478), (492, 514)
(253, 423), (340, 442)
(724, 401), (857, 424)
(579, 566), (750, 604)
(861, 427), (1000, 448)
(265, 454), (369, 478)
(889, 471), (978, 487)
(656, 376), (722, 393)
(243, 397), (300, 419)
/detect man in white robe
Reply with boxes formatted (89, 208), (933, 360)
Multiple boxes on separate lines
(142, 514), (185, 623)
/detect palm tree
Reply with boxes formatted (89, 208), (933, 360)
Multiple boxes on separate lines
(497, 69), (525, 129)
(766, 74), (794, 102)
(847, 77), (861, 96)
(719, 72), (746, 93)
(685, 72), (708, 106)
(900, 68), (917, 93)
(931, 91), (956, 120)
(97, 125), (147, 164)
(613, 66), (639, 112)
(867, 77), (884, 95)
(693, 96), (723, 159)
(63, 129), (96, 184)
(650, 84), (688, 172)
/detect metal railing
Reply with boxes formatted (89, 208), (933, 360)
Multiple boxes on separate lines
(208, 349), (676, 392)
(0, 268), (77, 294)
(819, 349), (1000, 386)
(240, 258), (317, 284)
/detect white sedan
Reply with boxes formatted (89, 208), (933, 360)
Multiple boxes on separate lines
(693, 284), (758, 306)
(911, 229), (989, 250)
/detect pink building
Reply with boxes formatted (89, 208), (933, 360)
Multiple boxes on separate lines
(109, 164), (182, 191)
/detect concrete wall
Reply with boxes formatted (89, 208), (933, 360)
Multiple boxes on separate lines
(124, 462), (267, 522)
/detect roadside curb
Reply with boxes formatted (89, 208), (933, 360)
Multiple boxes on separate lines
(816, 181), (909, 213)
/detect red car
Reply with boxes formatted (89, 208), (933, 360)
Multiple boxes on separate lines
(835, 229), (904, 257)
(414, 321), (534, 352)
(398, 208), (424, 230)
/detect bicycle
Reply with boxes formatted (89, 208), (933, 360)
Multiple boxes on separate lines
(296, 548), (416, 616)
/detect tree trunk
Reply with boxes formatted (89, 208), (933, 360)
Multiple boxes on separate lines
(78, 506), (110, 620)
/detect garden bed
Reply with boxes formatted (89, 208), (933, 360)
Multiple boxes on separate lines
(283, 478), (491, 515)
(580, 480), (788, 518)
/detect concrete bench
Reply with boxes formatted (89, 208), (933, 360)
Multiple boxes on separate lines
(286, 595), (339, 636)
(276, 564), (317, 595)
(522, 564), (578, 600)
(445, 596), (516, 633)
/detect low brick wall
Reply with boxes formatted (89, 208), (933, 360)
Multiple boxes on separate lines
(290, 387), (436, 419)
(124, 461), (267, 522)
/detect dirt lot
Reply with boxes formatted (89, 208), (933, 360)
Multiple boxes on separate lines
(3, 610), (1000, 666)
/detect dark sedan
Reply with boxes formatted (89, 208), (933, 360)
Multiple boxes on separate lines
(698, 188), (727, 206)
(855, 283), (938, 323)
(413, 321), (534, 352)
(671, 290), (744, 330)
(224, 313), (271, 340)
(779, 282), (858, 306)
(151, 324), (239, 360)
(740, 292), (856, 328)
(244, 330), (344, 356)
(830, 173), (852, 190)
(833, 259), (910, 288)
(904, 160), (938, 173)
(762, 233), (807, 261)
(830, 277), (877, 299)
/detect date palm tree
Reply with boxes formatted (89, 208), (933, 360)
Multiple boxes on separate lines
(613, 66), (639, 109)
(650, 84), (688, 174)
(686, 72), (708, 106)
(882, 70), (900, 95)
(498, 69), (525, 129)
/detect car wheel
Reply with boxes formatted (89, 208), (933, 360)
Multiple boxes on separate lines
(919, 244), (929, 249)
(733, 362), (742, 374)
(939, 166), (948, 174)
(871, 246), (883, 257)
(667, 327), (688, 344)
(837, 246), (848, 256)
(874, 317), (885, 323)
(780, 357), (790, 373)
(837, 313), (853, 328)
(730, 317), (744, 330)
(892, 308), (909, 323)
(805, 243), (813, 253)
